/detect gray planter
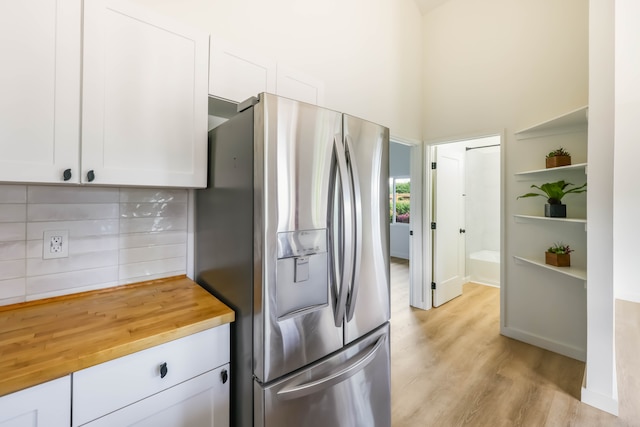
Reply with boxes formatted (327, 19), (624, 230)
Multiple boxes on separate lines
(545, 203), (566, 218)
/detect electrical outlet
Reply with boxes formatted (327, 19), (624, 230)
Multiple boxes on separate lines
(43, 230), (69, 259)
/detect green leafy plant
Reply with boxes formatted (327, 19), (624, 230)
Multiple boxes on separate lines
(517, 180), (586, 205)
(546, 147), (571, 158)
(547, 242), (574, 254)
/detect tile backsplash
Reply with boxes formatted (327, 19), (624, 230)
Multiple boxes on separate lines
(0, 184), (188, 306)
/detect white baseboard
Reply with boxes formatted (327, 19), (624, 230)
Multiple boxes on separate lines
(581, 369), (619, 415)
(615, 292), (640, 303)
(501, 326), (586, 362)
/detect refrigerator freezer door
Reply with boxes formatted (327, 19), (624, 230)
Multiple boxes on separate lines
(343, 115), (390, 344)
(256, 94), (344, 383)
(255, 323), (390, 427)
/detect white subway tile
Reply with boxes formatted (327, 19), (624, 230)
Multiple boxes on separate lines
(0, 204), (26, 222)
(0, 259), (26, 280)
(27, 203), (119, 222)
(0, 185), (27, 203)
(28, 186), (119, 204)
(119, 270), (184, 285)
(0, 296), (25, 307)
(26, 266), (118, 295)
(119, 231), (187, 249)
(119, 216), (187, 234)
(119, 202), (187, 219)
(0, 241), (26, 261)
(27, 219), (119, 240)
(119, 243), (186, 264)
(118, 257), (186, 281)
(27, 280), (119, 301)
(27, 250), (118, 277)
(119, 188), (188, 203)
(26, 236), (119, 258)
(0, 278), (25, 299)
(0, 223), (26, 241)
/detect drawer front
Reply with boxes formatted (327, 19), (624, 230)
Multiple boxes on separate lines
(82, 365), (229, 427)
(73, 325), (229, 427)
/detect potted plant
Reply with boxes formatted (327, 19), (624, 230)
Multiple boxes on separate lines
(546, 147), (572, 168)
(517, 180), (587, 217)
(545, 243), (573, 267)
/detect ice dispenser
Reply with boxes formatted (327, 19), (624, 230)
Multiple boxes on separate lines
(276, 229), (328, 320)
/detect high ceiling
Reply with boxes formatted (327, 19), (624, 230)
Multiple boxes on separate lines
(413, 0), (451, 14)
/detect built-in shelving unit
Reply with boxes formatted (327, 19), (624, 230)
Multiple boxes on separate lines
(513, 106), (588, 281)
(513, 256), (587, 281)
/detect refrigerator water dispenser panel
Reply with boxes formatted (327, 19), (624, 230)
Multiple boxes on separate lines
(276, 230), (328, 320)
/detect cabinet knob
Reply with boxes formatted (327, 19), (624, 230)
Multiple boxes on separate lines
(63, 169), (72, 181)
(160, 362), (168, 379)
(220, 369), (228, 384)
(87, 170), (95, 182)
(459, 228), (466, 234)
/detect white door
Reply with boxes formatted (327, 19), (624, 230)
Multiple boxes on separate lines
(432, 145), (465, 307)
(0, 376), (70, 427)
(82, 0), (209, 187)
(0, 0), (80, 184)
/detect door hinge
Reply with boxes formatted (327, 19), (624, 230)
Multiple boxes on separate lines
(431, 282), (436, 290)
(431, 162), (437, 169)
(430, 222), (436, 230)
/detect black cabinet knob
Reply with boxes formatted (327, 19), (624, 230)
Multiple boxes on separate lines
(160, 362), (168, 378)
(459, 228), (466, 234)
(63, 169), (72, 181)
(220, 369), (228, 384)
(87, 170), (95, 182)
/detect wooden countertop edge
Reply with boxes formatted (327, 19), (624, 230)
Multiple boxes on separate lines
(0, 276), (235, 397)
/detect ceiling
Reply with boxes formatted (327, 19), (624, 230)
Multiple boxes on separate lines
(413, 0), (451, 14)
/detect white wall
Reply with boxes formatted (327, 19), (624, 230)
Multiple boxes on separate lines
(128, 0), (423, 142)
(614, 0), (640, 303)
(582, 0), (617, 414)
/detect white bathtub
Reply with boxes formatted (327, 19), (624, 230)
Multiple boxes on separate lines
(468, 250), (500, 287)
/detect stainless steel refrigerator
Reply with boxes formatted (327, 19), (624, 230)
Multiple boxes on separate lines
(195, 93), (390, 427)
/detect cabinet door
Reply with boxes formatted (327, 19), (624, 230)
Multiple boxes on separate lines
(82, 0), (209, 188)
(209, 38), (277, 103)
(0, 0), (80, 184)
(276, 65), (325, 106)
(83, 366), (230, 427)
(0, 376), (70, 427)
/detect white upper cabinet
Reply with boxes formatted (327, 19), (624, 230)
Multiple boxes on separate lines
(209, 38), (277, 103)
(276, 65), (325, 106)
(0, 0), (81, 184)
(82, 0), (209, 187)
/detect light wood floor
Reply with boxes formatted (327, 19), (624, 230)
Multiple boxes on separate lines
(389, 258), (640, 426)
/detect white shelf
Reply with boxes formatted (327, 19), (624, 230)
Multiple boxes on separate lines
(513, 256), (587, 281)
(515, 163), (587, 177)
(515, 106), (588, 140)
(514, 215), (587, 225)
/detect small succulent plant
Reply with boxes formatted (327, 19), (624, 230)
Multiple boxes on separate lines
(546, 147), (571, 158)
(547, 242), (574, 254)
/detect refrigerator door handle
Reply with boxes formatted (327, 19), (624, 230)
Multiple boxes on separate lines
(333, 136), (355, 327)
(276, 335), (386, 401)
(344, 135), (363, 321)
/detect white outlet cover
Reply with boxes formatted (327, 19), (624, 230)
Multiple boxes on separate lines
(43, 230), (69, 259)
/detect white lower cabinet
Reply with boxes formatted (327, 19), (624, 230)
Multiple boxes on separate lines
(81, 365), (229, 427)
(73, 325), (230, 427)
(0, 376), (71, 427)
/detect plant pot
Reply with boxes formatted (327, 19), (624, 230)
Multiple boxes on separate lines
(544, 203), (566, 218)
(545, 252), (571, 267)
(546, 155), (571, 168)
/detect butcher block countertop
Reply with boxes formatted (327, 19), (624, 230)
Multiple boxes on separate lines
(0, 276), (234, 397)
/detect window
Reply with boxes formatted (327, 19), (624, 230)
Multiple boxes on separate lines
(389, 177), (410, 224)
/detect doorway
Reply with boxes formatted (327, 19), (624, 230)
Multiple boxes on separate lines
(428, 134), (502, 308)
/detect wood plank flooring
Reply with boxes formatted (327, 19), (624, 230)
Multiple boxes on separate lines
(389, 257), (638, 426)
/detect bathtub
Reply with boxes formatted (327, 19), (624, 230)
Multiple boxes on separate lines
(468, 250), (500, 287)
